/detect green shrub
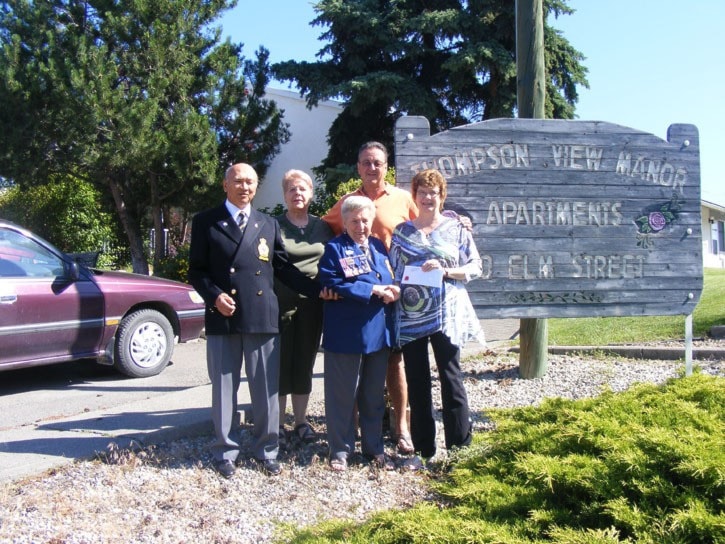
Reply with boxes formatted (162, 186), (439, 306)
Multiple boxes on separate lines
(314, 167), (396, 215)
(0, 177), (124, 268)
(153, 244), (190, 283)
(285, 373), (724, 543)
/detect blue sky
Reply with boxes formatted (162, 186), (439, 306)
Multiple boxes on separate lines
(222, 0), (724, 205)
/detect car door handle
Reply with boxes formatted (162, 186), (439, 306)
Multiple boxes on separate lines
(0, 294), (17, 304)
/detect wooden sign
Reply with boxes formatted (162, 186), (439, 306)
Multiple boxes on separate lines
(394, 116), (703, 318)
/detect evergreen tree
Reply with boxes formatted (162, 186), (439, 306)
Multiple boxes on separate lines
(273, 0), (587, 191)
(0, 0), (288, 273)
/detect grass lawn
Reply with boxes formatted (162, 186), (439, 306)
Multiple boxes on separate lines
(547, 268), (725, 345)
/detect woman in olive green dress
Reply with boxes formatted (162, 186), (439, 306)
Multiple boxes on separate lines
(275, 169), (334, 444)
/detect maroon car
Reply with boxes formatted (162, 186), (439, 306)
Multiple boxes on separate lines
(0, 220), (205, 377)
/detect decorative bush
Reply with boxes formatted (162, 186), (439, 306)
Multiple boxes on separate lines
(291, 372), (724, 543)
(153, 244), (190, 283)
(0, 177), (125, 268)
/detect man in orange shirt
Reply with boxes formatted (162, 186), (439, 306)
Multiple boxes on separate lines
(323, 141), (416, 454)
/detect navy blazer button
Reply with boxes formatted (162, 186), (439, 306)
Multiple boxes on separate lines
(230, 289), (237, 295)
(257, 290), (263, 296)
(255, 271), (261, 275)
(230, 267), (236, 273)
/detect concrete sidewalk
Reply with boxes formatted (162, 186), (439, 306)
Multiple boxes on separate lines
(1, 318), (721, 485)
(0, 373), (218, 484)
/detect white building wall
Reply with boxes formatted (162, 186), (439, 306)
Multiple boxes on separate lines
(254, 88), (341, 210)
(702, 201), (725, 269)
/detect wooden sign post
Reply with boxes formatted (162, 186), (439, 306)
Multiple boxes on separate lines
(394, 116), (703, 343)
(516, 0), (548, 378)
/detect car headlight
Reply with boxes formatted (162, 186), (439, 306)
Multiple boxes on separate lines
(188, 290), (204, 304)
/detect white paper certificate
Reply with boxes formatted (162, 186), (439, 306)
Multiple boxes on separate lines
(401, 265), (444, 288)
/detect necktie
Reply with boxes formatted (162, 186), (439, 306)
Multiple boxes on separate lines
(237, 212), (247, 231)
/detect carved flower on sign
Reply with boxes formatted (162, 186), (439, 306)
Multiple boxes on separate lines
(634, 193), (682, 248)
(648, 211), (667, 232)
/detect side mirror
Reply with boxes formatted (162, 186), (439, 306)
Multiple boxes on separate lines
(68, 260), (80, 281)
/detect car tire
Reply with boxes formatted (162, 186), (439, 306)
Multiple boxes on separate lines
(114, 309), (174, 378)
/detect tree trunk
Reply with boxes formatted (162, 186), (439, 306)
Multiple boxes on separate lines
(108, 177), (149, 275)
(179, 209), (191, 246)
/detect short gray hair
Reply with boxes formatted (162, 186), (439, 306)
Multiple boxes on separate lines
(341, 195), (376, 221)
(282, 169), (313, 192)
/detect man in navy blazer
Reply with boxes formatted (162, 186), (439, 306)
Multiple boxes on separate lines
(188, 163), (322, 478)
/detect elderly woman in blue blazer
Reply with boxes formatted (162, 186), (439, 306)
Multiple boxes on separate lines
(317, 195), (400, 472)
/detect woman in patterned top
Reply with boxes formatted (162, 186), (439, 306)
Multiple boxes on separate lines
(389, 169), (485, 460)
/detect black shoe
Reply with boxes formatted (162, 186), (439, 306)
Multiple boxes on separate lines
(213, 459), (236, 479)
(257, 458), (282, 476)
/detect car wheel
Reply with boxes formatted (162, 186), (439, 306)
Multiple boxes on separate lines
(114, 309), (174, 378)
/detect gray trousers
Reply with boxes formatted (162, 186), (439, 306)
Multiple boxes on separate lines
(207, 333), (280, 462)
(324, 347), (389, 462)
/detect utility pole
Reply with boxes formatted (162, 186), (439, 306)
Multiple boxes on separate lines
(515, 0), (548, 378)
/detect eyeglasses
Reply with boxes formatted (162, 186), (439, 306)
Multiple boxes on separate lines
(417, 190), (441, 198)
(359, 160), (387, 169)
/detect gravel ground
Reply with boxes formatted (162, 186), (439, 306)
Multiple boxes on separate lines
(1, 344), (722, 544)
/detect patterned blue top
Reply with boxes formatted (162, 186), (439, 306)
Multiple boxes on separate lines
(389, 216), (485, 347)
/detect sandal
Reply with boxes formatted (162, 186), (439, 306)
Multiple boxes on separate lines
(294, 422), (317, 444)
(329, 458), (347, 472)
(396, 433), (414, 455)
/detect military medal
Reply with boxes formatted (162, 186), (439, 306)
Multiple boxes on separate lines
(258, 238), (269, 261)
